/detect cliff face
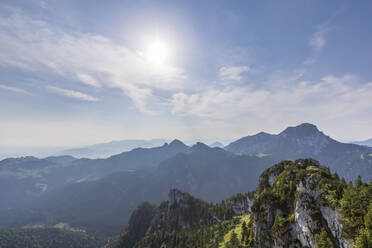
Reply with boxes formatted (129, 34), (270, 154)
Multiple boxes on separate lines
(251, 159), (351, 248)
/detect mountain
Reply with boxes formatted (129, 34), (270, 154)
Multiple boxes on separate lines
(107, 159), (372, 248)
(225, 123), (372, 181)
(0, 140), (190, 215)
(58, 139), (168, 158)
(353, 138), (372, 147)
(0, 224), (104, 248)
(6, 143), (273, 236)
(56, 139), (191, 183)
(0, 146), (67, 161)
(44, 155), (77, 164)
(0, 156), (66, 210)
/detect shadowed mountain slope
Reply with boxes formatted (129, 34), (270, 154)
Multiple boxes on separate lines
(226, 123), (372, 181)
(11, 143), (273, 235)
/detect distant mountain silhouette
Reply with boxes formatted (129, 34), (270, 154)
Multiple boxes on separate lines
(225, 123), (372, 181)
(353, 138), (372, 147)
(44, 155), (77, 164)
(57, 139), (169, 158)
(0, 141), (190, 213)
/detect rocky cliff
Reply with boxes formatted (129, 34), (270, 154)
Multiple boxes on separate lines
(251, 159), (351, 248)
(107, 159), (372, 248)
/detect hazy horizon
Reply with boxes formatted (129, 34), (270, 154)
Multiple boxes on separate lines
(0, 122), (368, 160)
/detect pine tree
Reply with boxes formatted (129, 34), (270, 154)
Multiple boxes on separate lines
(315, 230), (334, 248)
(354, 228), (371, 248)
(241, 221), (247, 244)
(227, 231), (240, 248)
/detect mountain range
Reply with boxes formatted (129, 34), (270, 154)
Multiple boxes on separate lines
(1, 142), (272, 235)
(1, 123), (372, 243)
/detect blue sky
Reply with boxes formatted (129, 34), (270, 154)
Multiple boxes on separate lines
(1, 0), (372, 147)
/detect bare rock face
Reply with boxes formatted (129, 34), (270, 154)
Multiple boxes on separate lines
(231, 196), (254, 215)
(320, 206), (350, 248)
(293, 176), (350, 248)
(251, 159), (352, 248)
(293, 177), (323, 247)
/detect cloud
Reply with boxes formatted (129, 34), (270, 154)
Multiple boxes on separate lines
(309, 26), (330, 51)
(76, 73), (101, 88)
(46, 86), (100, 102)
(0, 7), (186, 112)
(171, 74), (372, 125)
(0, 84), (31, 95)
(218, 65), (250, 81)
(310, 31), (326, 51)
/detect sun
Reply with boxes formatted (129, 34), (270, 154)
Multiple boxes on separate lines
(145, 40), (169, 66)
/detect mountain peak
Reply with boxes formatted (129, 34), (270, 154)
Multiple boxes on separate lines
(191, 142), (210, 150)
(253, 131), (272, 137)
(280, 123), (320, 138)
(169, 139), (186, 147)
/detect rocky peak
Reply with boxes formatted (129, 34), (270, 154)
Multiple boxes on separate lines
(252, 159), (352, 248)
(279, 123), (321, 138)
(257, 159), (320, 192)
(191, 142), (210, 151)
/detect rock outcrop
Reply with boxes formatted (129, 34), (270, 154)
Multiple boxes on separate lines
(251, 159), (352, 248)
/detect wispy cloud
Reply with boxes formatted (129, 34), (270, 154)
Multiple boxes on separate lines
(310, 31), (326, 51)
(218, 66), (250, 81)
(171, 74), (372, 124)
(0, 84), (31, 95)
(305, 25), (331, 65)
(309, 25), (331, 52)
(76, 73), (101, 88)
(46, 86), (99, 102)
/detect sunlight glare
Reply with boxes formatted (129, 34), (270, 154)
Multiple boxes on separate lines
(146, 40), (169, 66)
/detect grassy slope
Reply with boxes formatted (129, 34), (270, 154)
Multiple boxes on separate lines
(219, 213), (251, 248)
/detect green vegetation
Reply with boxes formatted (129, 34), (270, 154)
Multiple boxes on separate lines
(271, 214), (295, 238)
(107, 190), (255, 248)
(219, 214), (253, 248)
(315, 229), (334, 248)
(253, 159), (372, 246)
(131, 190), (238, 248)
(0, 226), (103, 248)
(108, 159), (372, 248)
(339, 176), (372, 242)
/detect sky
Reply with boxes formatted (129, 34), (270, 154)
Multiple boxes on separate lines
(1, 0), (372, 149)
